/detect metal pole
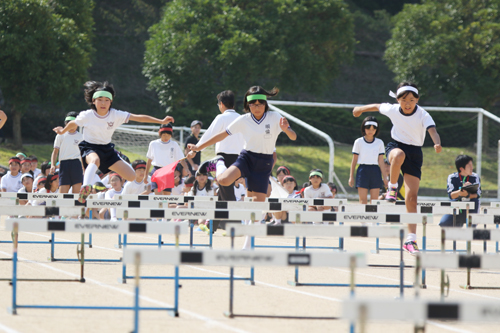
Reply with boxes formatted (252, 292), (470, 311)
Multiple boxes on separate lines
(477, 111), (483, 178)
(498, 140), (500, 199)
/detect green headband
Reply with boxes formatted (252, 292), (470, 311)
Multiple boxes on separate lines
(92, 91), (113, 101)
(246, 94), (267, 102)
(65, 116), (76, 121)
(309, 171), (323, 178)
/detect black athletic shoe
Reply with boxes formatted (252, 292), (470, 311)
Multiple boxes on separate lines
(197, 155), (224, 177)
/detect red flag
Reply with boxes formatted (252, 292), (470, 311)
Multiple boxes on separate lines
(151, 160), (179, 190)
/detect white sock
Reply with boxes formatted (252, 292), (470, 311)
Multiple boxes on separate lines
(216, 160), (227, 178)
(406, 233), (417, 242)
(242, 220), (253, 249)
(388, 181), (398, 189)
(274, 219), (281, 225)
(83, 163), (98, 186)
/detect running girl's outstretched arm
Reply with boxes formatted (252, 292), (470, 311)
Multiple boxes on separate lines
(280, 117), (297, 140)
(352, 104), (381, 118)
(53, 121), (78, 135)
(428, 127), (442, 153)
(129, 114), (174, 124)
(0, 110), (7, 129)
(188, 131), (229, 152)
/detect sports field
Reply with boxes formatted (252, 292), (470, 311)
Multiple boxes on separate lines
(1, 210), (499, 333)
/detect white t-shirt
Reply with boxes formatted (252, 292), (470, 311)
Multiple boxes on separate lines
(1, 171), (22, 192)
(304, 183), (333, 199)
(33, 168), (41, 178)
(352, 137), (385, 165)
(197, 110), (244, 154)
(188, 186), (214, 197)
(379, 103), (435, 146)
(234, 184), (246, 201)
(54, 131), (83, 161)
(171, 178), (184, 195)
(75, 108), (130, 145)
(146, 139), (184, 168)
(123, 178), (150, 195)
(226, 111), (283, 155)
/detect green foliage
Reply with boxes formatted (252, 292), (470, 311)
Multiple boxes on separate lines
(385, 0), (500, 108)
(0, 0), (94, 145)
(143, 0), (355, 111)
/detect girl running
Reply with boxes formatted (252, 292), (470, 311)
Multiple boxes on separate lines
(53, 81), (174, 203)
(188, 86), (297, 248)
(353, 82), (442, 255)
(349, 116), (388, 204)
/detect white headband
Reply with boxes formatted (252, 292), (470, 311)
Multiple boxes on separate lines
(389, 86), (419, 98)
(364, 121), (378, 127)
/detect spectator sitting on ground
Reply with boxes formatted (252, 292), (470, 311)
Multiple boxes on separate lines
(438, 155), (481, 228)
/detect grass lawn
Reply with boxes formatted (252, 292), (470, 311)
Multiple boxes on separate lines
(1, 143), (496, 196)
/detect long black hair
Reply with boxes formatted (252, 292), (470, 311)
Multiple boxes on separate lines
(84, 81), (115, 110)
(192, 174), (212, 195)
(243, 86), (279, 113)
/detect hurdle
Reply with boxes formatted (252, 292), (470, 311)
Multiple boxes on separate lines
(226, 224), (411, 294)
(5, 219), (188, 319)
(370, 200), (475, 253)
(342, 298), (500, 333)
(116, 208), (263, 284)
(86, 196), (220, 249)
(416, 251), (500, 300)
(0, 205), (94, 262)
(122, 247), (366, 329)
(440, 225), (500, 290)
(480, 207), (500, 253)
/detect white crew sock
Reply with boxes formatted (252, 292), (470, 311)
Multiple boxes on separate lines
(242, 220), (253, 250)
(406, 233), (417, 242)
(83, 163), (98, 187)
(274, 219), (281, 225)
(216, 160), (227, 178)
(388, 181), (398, 189)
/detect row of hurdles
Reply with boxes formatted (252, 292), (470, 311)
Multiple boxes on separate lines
(1, 193), (500, 332)
(3, 218), (500, 332)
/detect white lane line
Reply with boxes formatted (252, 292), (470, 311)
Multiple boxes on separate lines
(427, 320), (476, 333)
(0, 250), (251, 333)
(0, 323), (22, 333)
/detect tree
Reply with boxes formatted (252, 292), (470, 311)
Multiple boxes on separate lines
(143, 0), (354, 113)
(0, 0), (93, 148)
(385, 0), (500, 151)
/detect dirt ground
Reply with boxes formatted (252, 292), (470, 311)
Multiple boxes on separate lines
(0, 214), (499, 333)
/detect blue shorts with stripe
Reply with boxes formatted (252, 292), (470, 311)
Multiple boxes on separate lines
(385, 141), (423, 179)
(233, 150), (273, 194)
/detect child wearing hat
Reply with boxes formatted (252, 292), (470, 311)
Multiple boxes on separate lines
(144, 123), (191, 194)
(304, 170), (334, 212)
(123, 160), (150, 195)
(1, 156), (22, 192)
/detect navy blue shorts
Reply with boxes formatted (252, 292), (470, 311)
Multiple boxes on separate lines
(150, 166), (172, 192)
(233, 150), (274, 194)
(59, 159), (83, 186)
(385, 141), (423, 179)
(79, 141), (122, 175)
(356, 164), (383, 189)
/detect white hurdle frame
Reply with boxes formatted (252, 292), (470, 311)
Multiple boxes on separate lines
(123, 248), (366, 330)
(226, 224), (410, 294)
(5, 219), (188, 320)
(343, 298), (500, 333)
